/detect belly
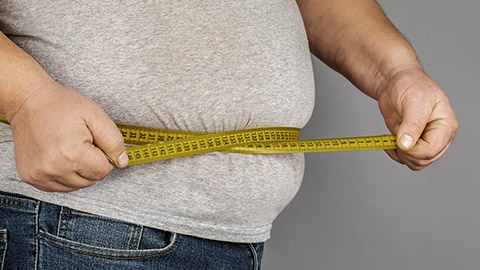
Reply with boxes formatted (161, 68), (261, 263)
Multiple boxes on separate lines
(0, 1), (315, 241)
(1, 0), (315, 132)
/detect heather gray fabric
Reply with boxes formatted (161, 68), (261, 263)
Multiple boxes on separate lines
(0, 1), (314, 242)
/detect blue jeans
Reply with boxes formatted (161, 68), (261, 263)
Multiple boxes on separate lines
(0, 191), (264, 270)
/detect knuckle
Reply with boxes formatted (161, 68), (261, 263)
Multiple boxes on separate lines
(60, 179), (93, 191)
(17, 168), (31, 183)
(31, 184), (54, 193)
(86, 162), (113, 181)
(51, 185), (78, 193)
(96, 165), (113, 180)
(394, 156), (406, 165)
(28, 170), (43, 183)
(28, 168), (48, 184)
(407, 158), (432, 171)
(420, 151), (438, 161)
(410, 166), (423, 172)
(17, 163), (46, 184)
(83, 181), (97, 189)
(407, 163), (424, 171)
(102, 165), (113, 178)
(58, 144), (80, 164)
(40, 163), (59, 178)
(452, 119), (459, 133)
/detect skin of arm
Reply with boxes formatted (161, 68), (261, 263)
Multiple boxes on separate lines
(0, 32), (128, 192)
(296, 0), (458, 170)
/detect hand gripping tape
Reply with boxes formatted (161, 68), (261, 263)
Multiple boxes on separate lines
(0, 117), (397, 166)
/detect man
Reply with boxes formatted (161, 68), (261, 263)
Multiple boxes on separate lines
(0, 0), (457, 269)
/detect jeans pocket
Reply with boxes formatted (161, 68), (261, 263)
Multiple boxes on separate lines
(37, 207), (180, 269)
(0, 229), (7, 270)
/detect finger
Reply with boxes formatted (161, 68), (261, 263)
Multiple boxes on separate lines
(75, 141), (114, 180)
(398, 139), (453, 171)
(409, 123), (453, 158)
(23, 163), (95, 192)
(86, 110), (128, 168)
(384, 149), (403, 164)
(51, 171), (99, 190)
(396, 91), (433, 151)
(31, 181), (79, 193)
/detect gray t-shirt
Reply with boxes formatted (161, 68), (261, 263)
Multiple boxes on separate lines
(0, 1), (315, 242)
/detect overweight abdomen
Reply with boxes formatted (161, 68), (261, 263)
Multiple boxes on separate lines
(0, 0), (315, 242)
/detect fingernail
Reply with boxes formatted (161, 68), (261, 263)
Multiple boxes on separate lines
(400, 134), (414, 149)
(118, 151), (129, 167)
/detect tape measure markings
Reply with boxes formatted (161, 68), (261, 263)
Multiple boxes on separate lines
(0, 117), (397, 166)
(123, 127), (303, 165)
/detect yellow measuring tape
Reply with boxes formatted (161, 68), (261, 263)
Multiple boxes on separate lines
(0, 117), (397, 166)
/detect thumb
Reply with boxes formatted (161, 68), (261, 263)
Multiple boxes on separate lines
(86, 111), (128, 167)
(396, 95), (432, 151)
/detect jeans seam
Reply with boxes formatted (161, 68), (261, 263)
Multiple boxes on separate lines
(0, 195), (38, 205)
(0, 203), (36, 211)
(34, 201), (40, 270)
(63, 208), (71, 238)
(128, 226), (135, 250)
(57, 207), (66, 237)
(135, 226), (143, 250)
(247, 243), (259, 270)
(39, 231), (180, 254)
(58, 207), (71, 238)
(38, 232), (181, 260)
(0, 230), (7, 270)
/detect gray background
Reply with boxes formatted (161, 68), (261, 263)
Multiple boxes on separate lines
(263, 0), (479, 269)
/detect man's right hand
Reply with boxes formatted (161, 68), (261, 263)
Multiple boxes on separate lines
(9, 80), (128, 192)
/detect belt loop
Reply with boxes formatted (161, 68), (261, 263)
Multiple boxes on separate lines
(57, 206), (71, 238)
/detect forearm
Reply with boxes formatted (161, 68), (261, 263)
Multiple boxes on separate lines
(0, 32), (52, 121)
(297, 0), (421, 100)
